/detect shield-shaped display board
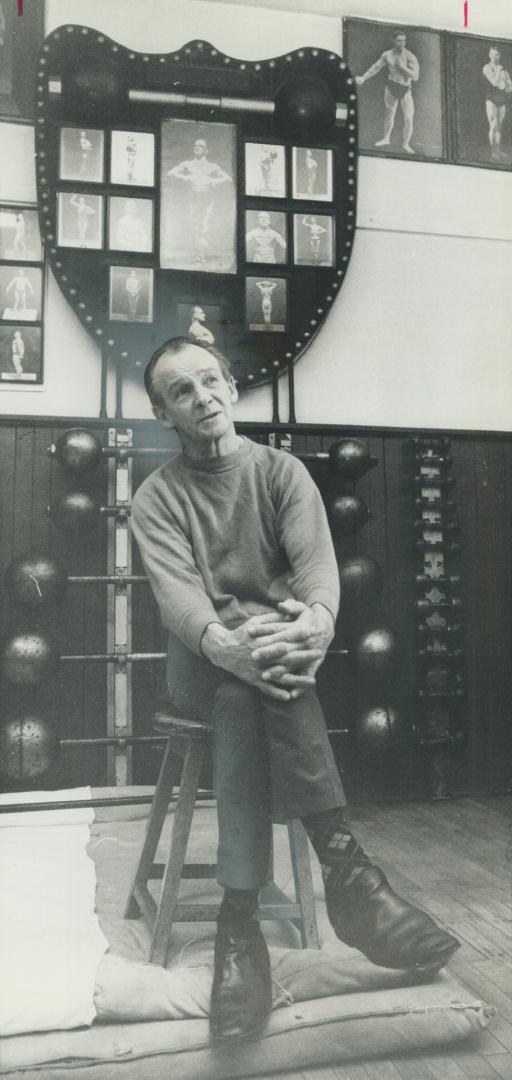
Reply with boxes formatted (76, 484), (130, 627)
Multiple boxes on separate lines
(36, 30), (358, 391)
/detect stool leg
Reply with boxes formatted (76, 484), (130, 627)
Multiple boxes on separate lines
(149, 739), (206, 966)
(124, 738), (181, 919)
(288, 820), (320, 950)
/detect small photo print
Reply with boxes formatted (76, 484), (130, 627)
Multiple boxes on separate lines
(292, 147), (333, 201)
(246, 276), (287, 332)
(109, 266), (154, 323)
(293, 214), (335, 267)
(176, 302), (223, 347)
(245, 143), (286, 198)
(57, 193), (103, 250)
(59, 127), (105, 183)
(108, 197), (154, 253)
(110, 131), (155, 187)
(0, 326), (42, 383)
(0, 206), (42, 261)
(0, 265), (42, 321)
(245, 210), (287, 265)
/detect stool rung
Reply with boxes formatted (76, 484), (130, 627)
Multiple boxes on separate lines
(181, 864), (217, 879)
(172, 902), (220, 921)
(258, 902), (302, 921)
(168, 900), (303, 923)
(150, 861), (217, 880)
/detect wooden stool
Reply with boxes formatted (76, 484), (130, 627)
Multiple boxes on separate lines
(125, 711), (320, 965)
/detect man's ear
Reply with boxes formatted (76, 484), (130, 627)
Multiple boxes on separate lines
(152, 404), (175, 429)
(229, 377), (238, 404)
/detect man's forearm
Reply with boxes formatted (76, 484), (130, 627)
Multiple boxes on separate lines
(200, 621), (230, 666)
(310, 602), (336, 634)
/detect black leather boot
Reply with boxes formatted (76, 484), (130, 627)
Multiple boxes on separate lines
(210, 889), (272, 1043)
(327, 866), (460, 973)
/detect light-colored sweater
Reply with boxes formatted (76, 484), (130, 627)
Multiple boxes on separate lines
(131, 437), (340, 655)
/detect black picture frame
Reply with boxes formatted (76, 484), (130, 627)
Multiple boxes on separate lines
(108, 195), (154, 254)
(59, 127), (105, 184)
(245, 276), (287, 332)
(450, 33), (512, 170)
(0, 203), (42, 261)
(0, 324), (43, 384)
(160, 117), (237, 273)
(245, 209), (287, 266)
(245, 142), (287, 198)
(0, 263), (43, 322)
(293, 214), (335, 267)
(110, 130), (156, 187)
(109, 265), (154, 324)
(57, 192), (104, 250)
(175, 300), (226, 351)
(343, 17), (448, 164)
(0, 2), (44, 122)
(292, 147), (333, 202)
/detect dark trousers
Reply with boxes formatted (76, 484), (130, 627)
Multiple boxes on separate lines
(168, 640), (345, 889)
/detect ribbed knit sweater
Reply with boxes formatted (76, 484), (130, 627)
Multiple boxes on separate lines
(131, 437), (340, 655)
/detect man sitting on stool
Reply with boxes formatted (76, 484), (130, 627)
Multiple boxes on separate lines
(131, 337), (459, 1045)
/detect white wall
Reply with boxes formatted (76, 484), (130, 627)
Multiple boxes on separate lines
(1, 0), (512, 428)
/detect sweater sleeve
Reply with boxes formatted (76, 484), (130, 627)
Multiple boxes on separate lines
(272, 455), (340, 622)
(131, 474), (221, 655)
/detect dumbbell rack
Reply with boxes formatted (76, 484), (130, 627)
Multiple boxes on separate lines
(106, 427), (134, 786)
(410, 437), (465, 798)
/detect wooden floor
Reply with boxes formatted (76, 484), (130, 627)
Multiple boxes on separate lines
(252, 795), (512, 1080)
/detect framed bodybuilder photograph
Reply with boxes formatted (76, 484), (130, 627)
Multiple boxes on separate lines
(0, 324), (42, 383)
(0, 264), (42, 321)
(59, 128), (105, 184)
(160, 118), (237, 273)
(293, 214), (335, 267)
(0, 205), (42, 262)
(108, 196), (154, 253)
(450, 34), (512, 169)
(110, 131), (156, 187)
(344, 18), (447, 162)
(245, 142), (286, 198)
(292, 147), (333, 202)
(245, 276), (287, 332)
(109, 266), (154, 323)
(57, 192), (104, 250)
(245, 210), (287, 265)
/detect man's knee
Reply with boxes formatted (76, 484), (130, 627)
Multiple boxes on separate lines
(212, 680), (263, 758)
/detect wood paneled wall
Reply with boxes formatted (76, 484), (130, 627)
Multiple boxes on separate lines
(0, 417), (510, 800)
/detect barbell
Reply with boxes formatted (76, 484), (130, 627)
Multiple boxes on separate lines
(49, 429), (378, 481)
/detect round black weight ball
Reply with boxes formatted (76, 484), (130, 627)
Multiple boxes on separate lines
(1, 631), (59, 685)
(329, 439), (376, 481)
(356, 705), (403, 754)
(54, 429), (102, 473)
(327, 493), (369, 537)
(4, 555), (67, 608)
(0, 714), (58, 782)
(50, 491), (98, 535)
(356, 628), (397, 682)
(274, 76), (336, 138)
(339, 556), (384, 607)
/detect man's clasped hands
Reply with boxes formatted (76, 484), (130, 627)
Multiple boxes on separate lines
(201, 599), (335, 701)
